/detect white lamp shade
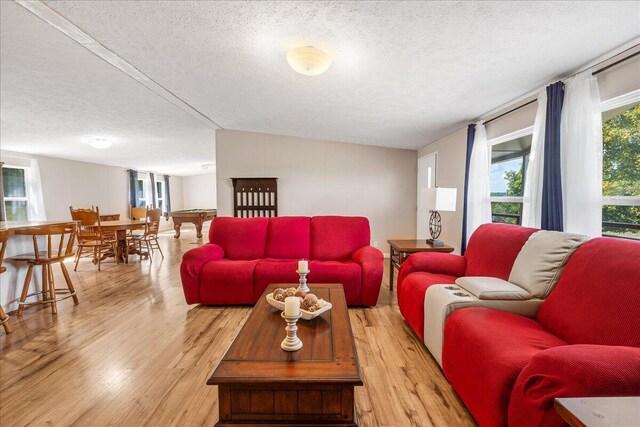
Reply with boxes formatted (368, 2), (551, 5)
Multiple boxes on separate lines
(421, 187), (457, 212)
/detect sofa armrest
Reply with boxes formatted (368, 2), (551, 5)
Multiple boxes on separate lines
(352, 245), (384, 306)
(509, 344), (640, 427)
(180, 243), (225, 304)
(397, 252), (467, 293)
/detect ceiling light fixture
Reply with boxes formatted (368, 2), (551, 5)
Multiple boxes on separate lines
(286, 46), (332, 76)
(90, 138), (112, 149)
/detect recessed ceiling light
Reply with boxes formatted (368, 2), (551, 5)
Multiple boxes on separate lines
(90, 138), (112, 149)
(287, 46), (332, 76)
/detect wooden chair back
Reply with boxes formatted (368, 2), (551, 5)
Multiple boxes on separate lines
(131, 206), (147, 220)
(145, 208), (162, 236)
(0, 229), (9, 273)
(13, 222), (77, 262)
(70, 206), (103, 242)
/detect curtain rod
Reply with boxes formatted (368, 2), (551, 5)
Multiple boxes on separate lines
(481, 44), (639, 125)
(126, 169), (170, 177)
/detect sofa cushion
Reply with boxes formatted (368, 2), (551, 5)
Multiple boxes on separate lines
(310, 216), (370, 261)
(254, 258), (300, 300)
(265, 216), (311, 259)
(455, 276), (532, 300)
(398, 272), (457, 340)
(536, 237), (640, 347)
(209, 217), (269, 260)
(443, 308), (566, 427)
(309, 260), (362, 305)
(465, 223), (538, 279)
(199, 259), (260, 304)
(508, 230), (588, 298)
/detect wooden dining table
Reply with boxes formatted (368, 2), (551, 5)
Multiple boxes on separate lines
(98, 219), (147, 263)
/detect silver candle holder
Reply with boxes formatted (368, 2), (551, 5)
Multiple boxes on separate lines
(296, 269), (310, 293)
(280, 312), (303, 351)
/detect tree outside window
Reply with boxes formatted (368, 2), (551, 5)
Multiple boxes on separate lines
(602, 102), (640, 239)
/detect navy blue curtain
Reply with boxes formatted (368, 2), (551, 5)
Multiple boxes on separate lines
(164, 175), (171, 213)
(461, 124), (476, 254)
(128, 170), (139, 213)
(541, 81), (565, 231)
(149, 172), (157, 208)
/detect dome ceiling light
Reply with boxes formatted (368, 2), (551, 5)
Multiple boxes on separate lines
(286, 46), (332, 76)
(90, 137), (112, 149)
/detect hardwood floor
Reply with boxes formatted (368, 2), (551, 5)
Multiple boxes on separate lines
(0, 226), (474, 426)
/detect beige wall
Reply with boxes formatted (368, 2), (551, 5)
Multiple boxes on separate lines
(416, 55), (640, 253)
(183, 173), (216, 209)
(215, 129), (417, 255)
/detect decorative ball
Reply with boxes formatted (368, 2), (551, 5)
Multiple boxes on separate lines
(294, 289), (307, 298)
(303, 294), (318, 306)
(284, 287), (297, 298)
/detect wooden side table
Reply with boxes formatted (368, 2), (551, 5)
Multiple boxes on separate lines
(387, 239), (455, 291)
(554, 397), (640, 426)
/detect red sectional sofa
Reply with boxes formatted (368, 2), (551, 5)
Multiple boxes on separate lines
(180, 216), (383, 306)
(443, 236), (640, 427)
(397, 223), (538, 339)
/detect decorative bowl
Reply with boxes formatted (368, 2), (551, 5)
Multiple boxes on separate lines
(266, 293), (332, 320)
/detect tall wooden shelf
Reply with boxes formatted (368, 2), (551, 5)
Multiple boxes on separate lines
(231, 178), (278, 218)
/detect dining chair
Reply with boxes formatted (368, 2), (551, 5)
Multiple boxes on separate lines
(12, 222), (79, 316)
(130, 206), (147, 221)
(0, 229), (12, 333)
(70, 206), (117, 271)
(127, 208), (164, 262)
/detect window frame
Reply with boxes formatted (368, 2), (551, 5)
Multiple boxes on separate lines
(136, 178), (147, 207)
(155, 178), (165, 213)
(600, 89), (640, 239)
(2, 165), (30, 221)
(488, 126), (534, 225)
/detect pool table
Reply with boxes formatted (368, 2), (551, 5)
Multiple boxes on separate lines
(168, 209), (217, 239)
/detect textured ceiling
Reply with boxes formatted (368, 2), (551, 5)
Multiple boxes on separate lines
(2, 1), (640, 174)
(0, 1), (215, 176)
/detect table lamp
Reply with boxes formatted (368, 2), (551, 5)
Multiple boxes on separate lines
(421, 187), (457, 246)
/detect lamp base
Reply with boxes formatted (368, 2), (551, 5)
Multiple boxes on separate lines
(426, 238), (445, 247)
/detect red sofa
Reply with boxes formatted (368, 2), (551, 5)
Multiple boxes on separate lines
(397, 223), (538, 339)
(180, 216), (383, 306)
(443, 236), (640, 427)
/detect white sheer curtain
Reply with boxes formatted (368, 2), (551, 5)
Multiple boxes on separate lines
(561, 72), (603, 237)
(521, 90), (547, 228)
(26, 159), (47, 221)
(466, 122), (492, 244)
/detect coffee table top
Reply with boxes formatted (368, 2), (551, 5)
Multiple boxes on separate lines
(208, 284), (362, 386)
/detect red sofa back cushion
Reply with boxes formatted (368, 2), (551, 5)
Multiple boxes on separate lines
(209, 217), (269, 260)
(265, 216), (311, 259)
(310, 216), (370, 261)
(537, 238), (640, 347)
(465, 223), (538, 279)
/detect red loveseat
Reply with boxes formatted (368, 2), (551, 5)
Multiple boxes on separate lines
(443, 237), (640, 427)
(180, 216), (383, 306)
(397, 223), (538, 339)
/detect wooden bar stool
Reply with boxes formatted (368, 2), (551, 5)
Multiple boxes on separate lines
(12, 222), (79, 316)
(0, 229), (12, 333)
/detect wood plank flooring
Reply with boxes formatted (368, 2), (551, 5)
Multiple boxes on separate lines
(0, 226), (474, 426)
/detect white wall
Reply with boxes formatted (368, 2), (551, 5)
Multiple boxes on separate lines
(416, 54), (640, 253)
(216, 129), (417, 255)
(183, 173), (216, 209)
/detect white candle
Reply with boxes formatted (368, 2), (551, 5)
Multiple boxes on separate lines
(284, 296), (300, 317)
(298, 260), (309, 273)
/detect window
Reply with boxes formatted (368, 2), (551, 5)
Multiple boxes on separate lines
(601, 94), (640, 240)
(2, 166), (29, 221)
(489, 129), (533, 225)
(136, 178), (147, 207)
(156, 179), (165, 213)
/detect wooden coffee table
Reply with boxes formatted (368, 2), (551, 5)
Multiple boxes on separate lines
(208, 284), (363, 426)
